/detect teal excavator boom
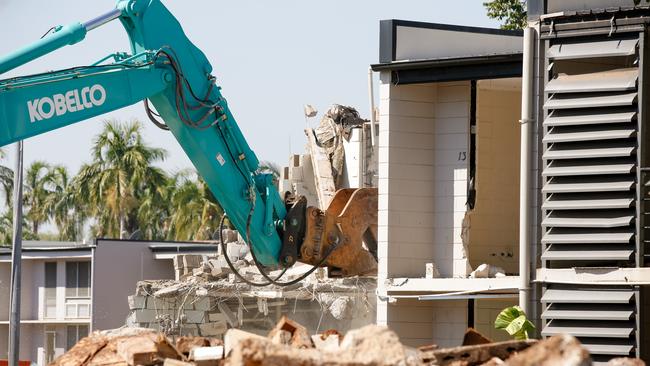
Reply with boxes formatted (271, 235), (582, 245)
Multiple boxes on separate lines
(0, 0), (377, 280)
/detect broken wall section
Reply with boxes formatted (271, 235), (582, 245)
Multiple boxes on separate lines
(126, 254), (376, 340)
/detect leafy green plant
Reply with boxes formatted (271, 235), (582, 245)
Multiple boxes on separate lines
(494, 306), (536, 340)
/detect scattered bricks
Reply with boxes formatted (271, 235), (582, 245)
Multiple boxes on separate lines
(175, 337), (210, 356)
(50, 334), (108, 366)
(189, 346), (224, 362)
(208, 312), (227, 323)
(311, 334), (340, 352)
(193, 297), (211, 311)
(270, 330), (292, 345)
(180, 324), (200, 337)
(503, 335), (589, 366)
(224, 329), (267, 357)
(133, 309), (158, 323)
(199, 321), (227, 337)
(87, 345), (128, 366)
(163, 359), (193, 366)
(462, 328), (492, 346)
(607, 358), (646, 366)
(128, 295), (146, 310)
(116, 335), (159, 365)
(217, 302), (238, 327)
(147, 297), (171, 311)
(424, 339), (535, 366)
(267, 316), (313, 349)
(183, 310), (206, 323)
(182, 255), (202, 269)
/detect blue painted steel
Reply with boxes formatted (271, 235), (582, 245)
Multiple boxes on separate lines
(0, 0), (286, 265)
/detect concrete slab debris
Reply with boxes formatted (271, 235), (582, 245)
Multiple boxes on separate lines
(54, 317), (647, 366)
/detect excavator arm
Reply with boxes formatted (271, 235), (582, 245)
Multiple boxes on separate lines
(0, 0), (377, 279)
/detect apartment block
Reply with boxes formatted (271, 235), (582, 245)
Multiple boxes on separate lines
(0, 239), (216, 365)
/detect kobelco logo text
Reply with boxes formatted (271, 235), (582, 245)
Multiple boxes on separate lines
(27, 84), (107, 123)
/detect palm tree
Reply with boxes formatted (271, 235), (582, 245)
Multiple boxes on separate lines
(74, 120), (167, 239)
(23, 161), (56, 236)
(0, 148), (13, 206)
(166, 170), (223, 241)
(43, 165), (87, 241)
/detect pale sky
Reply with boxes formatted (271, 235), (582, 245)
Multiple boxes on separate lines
(0, 0), (500, 175)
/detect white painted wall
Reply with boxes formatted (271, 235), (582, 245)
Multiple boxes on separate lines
(376, 71), (472, 347)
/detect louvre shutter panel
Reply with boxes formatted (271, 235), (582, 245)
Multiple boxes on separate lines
(540, 35), (642, 362)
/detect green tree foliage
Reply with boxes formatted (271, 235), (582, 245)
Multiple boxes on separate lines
(0, 119), (280, 244)
(73, 120), (167, 239)
(23, 161), (56, 236)
(494, 305), (536, 340)
(484, 0), (527, 30)
(165, 170), (223, 241)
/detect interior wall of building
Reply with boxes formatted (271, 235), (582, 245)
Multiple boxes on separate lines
(377, 71), (472, 348)
(474, 298), (518, 342)
(380, 299), (468, 348)
(467, 79), (522, 274)
(377, 75), (470, 280)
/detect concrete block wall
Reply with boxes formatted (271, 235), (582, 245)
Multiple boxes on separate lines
(467, 80), (521, 274)
(376, 71), (471, 347)
(279, 154), (321, 207)
(378, 299), (468, 348)
(377, 74), (470, 280)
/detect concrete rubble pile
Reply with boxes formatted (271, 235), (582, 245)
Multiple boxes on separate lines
(126, 247), (376, 338)
(51, 317), (646, 366)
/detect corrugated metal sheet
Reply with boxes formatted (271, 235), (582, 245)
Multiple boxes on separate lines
(545, 110), (636, 127)
(547, 39), (638, 60)
(546, 69), (638, 93)
(544, 92), (637, 110)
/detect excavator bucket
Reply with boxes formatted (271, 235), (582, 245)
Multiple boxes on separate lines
(299, 188), (378, 276)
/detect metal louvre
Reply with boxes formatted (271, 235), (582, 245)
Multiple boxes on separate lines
(544, 91), (637, 110)
(541, 244), (634, 261)
(541, 286), (637, 358)
(547, 39), (638, 60)
(546, 69), (638, 94)
(545, 110), (636, 127)
(542, 34), (639, 268)
(541, 32), (642, 360)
